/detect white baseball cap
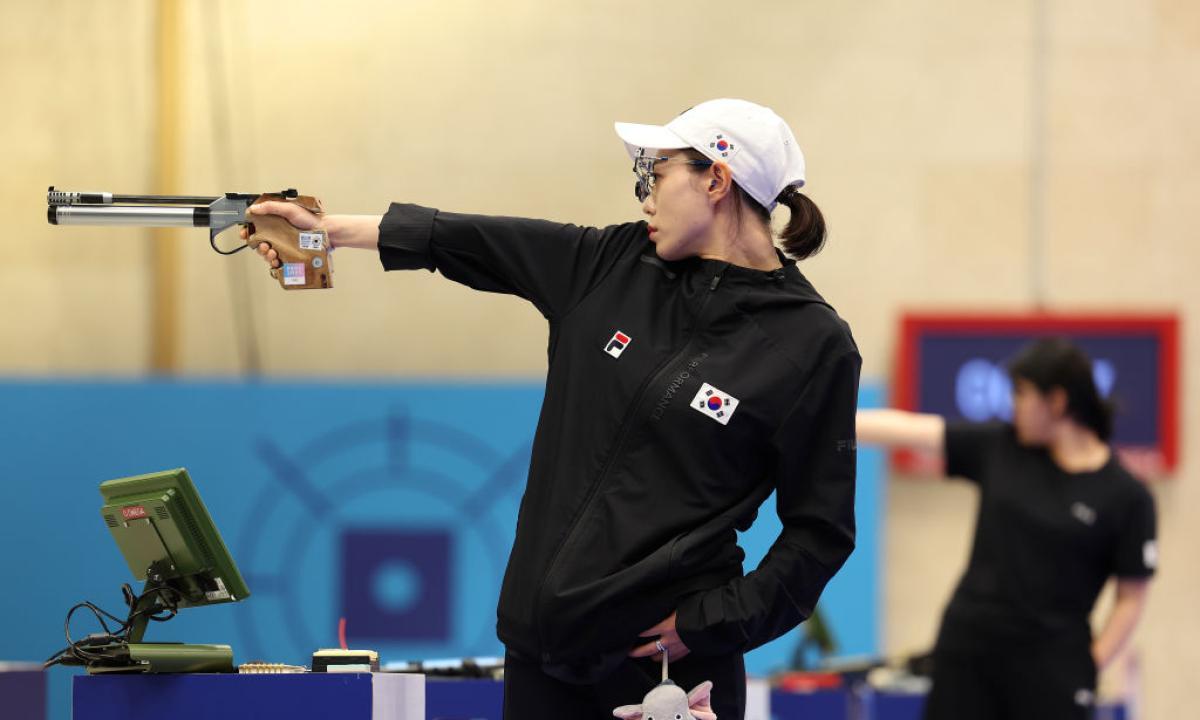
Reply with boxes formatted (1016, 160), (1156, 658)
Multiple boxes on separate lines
(614, 98), (806, 211)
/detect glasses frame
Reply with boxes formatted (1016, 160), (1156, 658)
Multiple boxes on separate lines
(632, 148), (714, 202)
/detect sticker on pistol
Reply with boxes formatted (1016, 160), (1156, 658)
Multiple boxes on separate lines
(298, 230), (326, 251)
(283, 263), (306, 286)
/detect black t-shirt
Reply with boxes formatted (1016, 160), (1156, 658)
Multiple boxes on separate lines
(936, 422), (1157, 651)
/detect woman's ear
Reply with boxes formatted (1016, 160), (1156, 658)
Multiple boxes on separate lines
(1049, 387), (1069, 419)
(707, 162), (733, 202)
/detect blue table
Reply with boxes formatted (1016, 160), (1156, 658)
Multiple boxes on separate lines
(426, 678), (504, 719)
(870, 691), (926, 720)
(867, 692), (1129, 720)
(0, 663), (46, 720)
(770, 688), (851, 719)
(770, 688), (1128, 720)
(74, 672), (423, 720)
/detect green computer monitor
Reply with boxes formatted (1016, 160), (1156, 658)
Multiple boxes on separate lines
(99, 467), (250, 614)
(46, 468), (249, 673)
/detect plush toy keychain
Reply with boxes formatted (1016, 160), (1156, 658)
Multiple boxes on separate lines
(612, 643), (716, 720)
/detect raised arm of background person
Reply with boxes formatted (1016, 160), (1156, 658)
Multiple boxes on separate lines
(856, 408), (945, 455)
(676, 349), (861, 656)
(1091, 578), (1151, 670)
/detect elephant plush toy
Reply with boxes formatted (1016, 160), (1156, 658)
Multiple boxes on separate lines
(612, 679), (716, 720)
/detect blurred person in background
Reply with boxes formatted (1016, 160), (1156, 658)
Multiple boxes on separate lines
(858, 338), (1156, 720)
(245, 99), (860, 719)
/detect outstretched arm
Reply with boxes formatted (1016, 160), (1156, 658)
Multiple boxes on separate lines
(856, 408), (945, 454)
(246, 200), (642, 319)
(242, 202), (381, 259)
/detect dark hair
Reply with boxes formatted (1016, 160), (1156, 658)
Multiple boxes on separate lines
(1007, 338), (1115, 441)
(774, 185), (827, 260)
(681, 149), (827, 260)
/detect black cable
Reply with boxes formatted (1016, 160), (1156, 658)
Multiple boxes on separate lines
(122, 585), (184, 626)
(45, 584), (188, 669)
(47, 603), (124, 667)
(67, 603), (127, 661)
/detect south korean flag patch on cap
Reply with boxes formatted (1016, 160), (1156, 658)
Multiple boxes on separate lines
(691, 382), (739, 425)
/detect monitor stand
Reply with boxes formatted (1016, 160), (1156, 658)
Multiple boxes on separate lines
(85, 572), (235, 674)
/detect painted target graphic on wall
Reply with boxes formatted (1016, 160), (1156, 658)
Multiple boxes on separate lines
(234, 407), (531, 663)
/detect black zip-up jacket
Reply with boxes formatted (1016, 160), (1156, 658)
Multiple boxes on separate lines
(378, 203), (860, 683)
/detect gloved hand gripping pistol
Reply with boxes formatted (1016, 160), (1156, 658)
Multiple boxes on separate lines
(47, 187), (333, 290)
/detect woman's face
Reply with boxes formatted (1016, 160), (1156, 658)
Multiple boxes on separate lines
(640, 149), (715, 261)
(1011, 378), (1059, 445)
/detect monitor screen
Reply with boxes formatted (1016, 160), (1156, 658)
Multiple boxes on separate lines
(99, 467), (250, 609)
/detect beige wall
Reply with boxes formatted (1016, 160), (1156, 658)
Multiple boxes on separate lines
(2, 1), (1196, 717)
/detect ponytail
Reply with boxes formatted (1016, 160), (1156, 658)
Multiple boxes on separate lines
(775, 186), (827, 260)
(681, 148), (828, 260)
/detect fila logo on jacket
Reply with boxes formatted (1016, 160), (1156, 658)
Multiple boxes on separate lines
(605, 330), (632, 359)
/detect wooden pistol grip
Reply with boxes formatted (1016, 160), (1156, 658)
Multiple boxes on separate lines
(249, 212), (333, 290)
(290, 194), (323, 213)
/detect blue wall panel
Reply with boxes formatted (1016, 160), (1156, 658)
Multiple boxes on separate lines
(0, 379), (881, 720)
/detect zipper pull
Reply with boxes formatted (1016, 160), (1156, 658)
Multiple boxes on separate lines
(709, 265), (728, 291)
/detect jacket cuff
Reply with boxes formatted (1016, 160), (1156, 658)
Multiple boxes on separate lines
(378, 203), (438, 272)
(675, 589), (735, 657)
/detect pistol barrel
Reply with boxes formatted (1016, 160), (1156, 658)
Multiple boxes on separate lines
(48, 205), (204, 227)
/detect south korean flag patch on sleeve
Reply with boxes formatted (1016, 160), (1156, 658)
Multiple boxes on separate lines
(691, 382), (739, 425)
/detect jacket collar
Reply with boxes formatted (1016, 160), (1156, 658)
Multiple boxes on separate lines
(645, 248), (799, 285)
